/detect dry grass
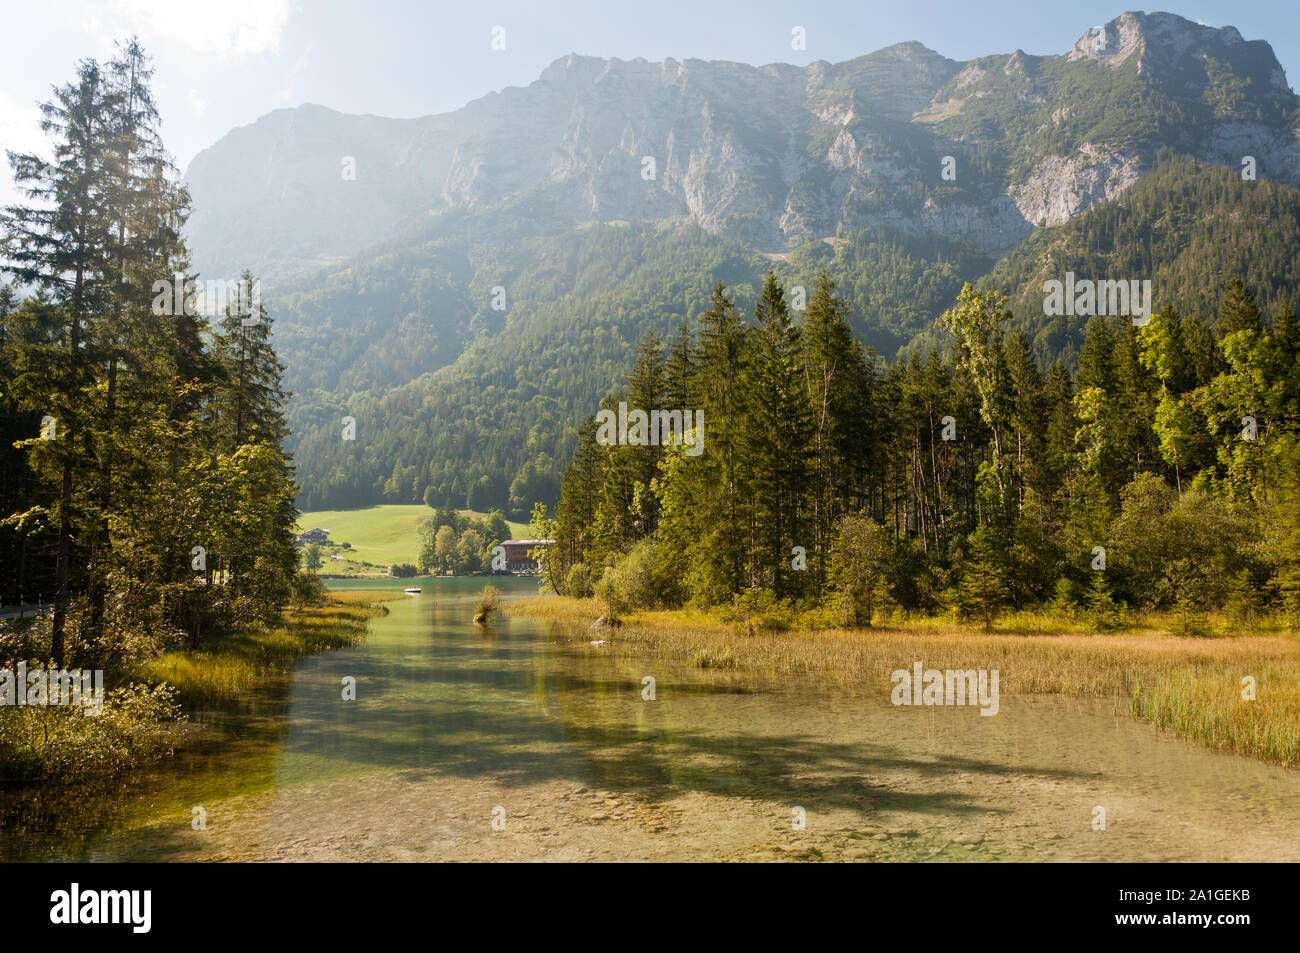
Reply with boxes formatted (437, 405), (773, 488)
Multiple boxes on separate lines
(512, 596), (1300, 768)
(139, 595), (393, 708)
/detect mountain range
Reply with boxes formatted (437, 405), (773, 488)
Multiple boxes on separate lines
(181, 10), (1300, 513)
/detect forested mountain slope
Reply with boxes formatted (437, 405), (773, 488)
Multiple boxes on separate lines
(179, 12), (1300, 513)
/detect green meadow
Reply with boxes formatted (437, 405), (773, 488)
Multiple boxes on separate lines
(295, 505), (528, 576)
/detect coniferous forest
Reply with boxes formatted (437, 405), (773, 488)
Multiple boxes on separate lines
(548, 271), (1300, 629)
(0, 43), (300, 674)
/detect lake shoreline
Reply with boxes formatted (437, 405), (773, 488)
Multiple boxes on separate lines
(0, 593), (394, 788)
(510, 595), (1300, 768)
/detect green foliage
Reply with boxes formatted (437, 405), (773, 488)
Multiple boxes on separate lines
(473, 586), (501, 624)
(956, 526), (1010, 631)
(828, 514), (889, 627)
(1110, 474), (1257, 609)
(1081, 574), (1127, 632)
(565, 563), (596, 599)
(982, 159), (1300, 366)
(605, 540), (674, 611)
(0, 681), (183, 782)
(1169, 597), (1213, 637)
(0, 42), (298, 667)
(592, 565), (624, 622)
(290, 571), (329, 608)
(549, 270), (1300, 631)
(527, 503), (561, 593)
(415, 508), (506, 574)
(302, 543), (324, 571)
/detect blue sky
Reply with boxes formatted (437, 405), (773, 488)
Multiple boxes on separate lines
(2, 0), (1298, 201)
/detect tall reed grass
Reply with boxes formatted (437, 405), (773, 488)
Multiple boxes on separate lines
(514, 596), (1300, 767)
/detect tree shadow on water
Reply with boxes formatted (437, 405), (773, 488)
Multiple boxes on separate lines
(282, 695), (1092, 820)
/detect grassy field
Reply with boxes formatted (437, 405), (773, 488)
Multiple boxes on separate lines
(295, 504), (528, 575)
(511, 596), (1300, 768)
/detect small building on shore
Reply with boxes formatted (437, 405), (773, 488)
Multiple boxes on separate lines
(295, 528), (330, 545)
(500, 539), (554, 573)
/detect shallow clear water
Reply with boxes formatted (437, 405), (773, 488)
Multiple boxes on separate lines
(4, 578), (1298, 862)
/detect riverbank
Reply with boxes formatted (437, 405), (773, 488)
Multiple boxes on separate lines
(0, 593), (393, 783)
(53, 588), (1298, 864)
(510, 596), (1300, 768)
(139, 592), (396, 708)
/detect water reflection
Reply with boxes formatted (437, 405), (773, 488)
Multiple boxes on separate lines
(3, 578), (1298, 862)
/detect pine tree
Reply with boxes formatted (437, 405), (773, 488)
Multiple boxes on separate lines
(624, 331), (666, 535)
(801, 272), (872, 589)
(663, 322), (696, 411)
(86, 40), (196, 643)
(555, 415), (604, 583)
(214, 269), (288, 450)
(1218, 276), (1262, 336)
(1043, 359), (1077, 494)
(1, 59), (120, 663)
(958, 525), (1008, 631)
(739, 271), (814, 597)
(693, 281), (748, 593)
(1002, 328), (1047, 507)
(2, 42), (298, 656)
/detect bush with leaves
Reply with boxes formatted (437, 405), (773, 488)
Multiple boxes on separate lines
(607, 540), (673, 610)
(565, 563), (596, 599)
(473, 585), (501, 624)
(0, 681), (184, 782)
(828, 514), (890, 627)
(291, 571), (328, 608)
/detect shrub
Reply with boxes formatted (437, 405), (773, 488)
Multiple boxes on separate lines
(0, 681), (184, 782)
(593, 565), (624, 622)
(291, 571), (328, 608)
(1169, 596), (1213, 637)
(566, 563), (596, 599)
(474, 585), (501, 623)
(608, 540), (671, 610)
(718, 587), (800, 631)
(1112, 476), (1255, 608)
(828, 514), (889, 627)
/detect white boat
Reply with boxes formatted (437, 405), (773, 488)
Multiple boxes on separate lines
(404, 587), (422, 594)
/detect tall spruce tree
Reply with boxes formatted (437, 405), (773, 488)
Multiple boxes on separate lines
(739, 271), (814, 597)
(1, 59), (120, 662)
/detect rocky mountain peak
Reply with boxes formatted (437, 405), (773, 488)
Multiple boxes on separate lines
(1069, 11), (1287, 90)
(184, 12), (1300, 285)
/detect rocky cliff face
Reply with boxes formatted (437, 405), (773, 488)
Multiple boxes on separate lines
(184, 11), (1300, 285)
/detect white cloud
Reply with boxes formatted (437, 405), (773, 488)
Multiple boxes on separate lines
(0, 88), (49, 210)
(274, 48), (311, 106)
(83, 0), (294, 58)
(0, 88), (45, 157)
(187, 87), (207, 116)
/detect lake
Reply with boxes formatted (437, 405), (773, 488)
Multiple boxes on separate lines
(3, 578), (1298, 861)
